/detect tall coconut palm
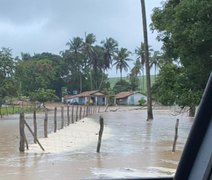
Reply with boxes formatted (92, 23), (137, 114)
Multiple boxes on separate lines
(150, 50), (162, 80)
(113, 48), (131, 80)
(140, 0), (153, 120)
(82, 33), (96, 90)
(135, 42), (153, 92)
(135, 43), (145, 91)
(101, 37), (118, 70)
(66, 37), (84, 93)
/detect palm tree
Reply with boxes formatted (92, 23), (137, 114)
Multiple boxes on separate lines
(66, 37), (84, 93)
(135, 42), (153, 92)
(66, 37), (83, 54)
(101, 37), (118, 70)
(113, 48), (131, 80)
(150, 50), (162, 80)
(140, 0), (153, 120)
(82, 33), (96, 90)
(129, 59), (142, 91)
(135, 43), (145, 91)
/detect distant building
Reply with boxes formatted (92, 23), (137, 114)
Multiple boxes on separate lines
(64, 90), (107, 105)
(115, 91), (147, 105)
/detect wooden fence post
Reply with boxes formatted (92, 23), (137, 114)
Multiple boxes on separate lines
(44, 110), (48, 138)
(75, 105), (79, 122)
(71, 105), (74, 123)
(97, 115), (104, 153)
(19, 112), (25, 152)
(79, 106), (82, 120)
(24, 120), (45, 151)
(67, 106), (70, 125)
(54, 107), (57, 132)
(61, 106), (64, 129)
(33, 110), (37, 143)
(83, 106), (86, 118)
(172, 118), (179, 152)
(104, 104), (109, 112)
(86, 105), (88, 116)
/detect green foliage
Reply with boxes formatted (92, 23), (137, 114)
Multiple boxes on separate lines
(0, 48), (17, 104)
(16, 53), (64, 97)
(29, 89), (59, 103)
(151, 0), (212, 108)
(113, 80), (130, 94)
(138, 98), (146, 106)
(113, 48), (131, 80)
(152, 64), (202, 107)
(0, 105), (36, 116)
(152, 64), (180, 105)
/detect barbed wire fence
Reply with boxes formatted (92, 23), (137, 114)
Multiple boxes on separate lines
(19, 105), (104, 152)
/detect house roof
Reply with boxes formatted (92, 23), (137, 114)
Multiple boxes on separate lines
(115, 91), (134, 99)
(65, 90), (105, 99)
(115, 91), (144, 99)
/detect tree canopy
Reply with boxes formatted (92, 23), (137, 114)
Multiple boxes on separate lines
(151, 0), (212, 116)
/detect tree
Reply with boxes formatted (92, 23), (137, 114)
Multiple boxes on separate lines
(152, 63), (202, 116)
(66, 37), (84, 93)
(149, 50), (162, 80)
(113, 48), (131, 80)
(101, 37), (118, 69)
(151, 0), (212, 116)
(29, 88), (59, 106)
(140, 0), (153, 120)
(15, 55), (61, 97)
(82, 33), (96, 90)
(0, 48), (17, 104)
(128, 59), (142, 91)
(113, 80), (130, 94)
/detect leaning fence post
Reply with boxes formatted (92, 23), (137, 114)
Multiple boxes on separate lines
(24, 120), (45, 151)
(44, 109), (48, 138)
(33, 110), (37, 143)
(97, 116), (104, 153)
(172, 118), (179, 152)
(54, 107), (57, 132)
(19, 112), (25, 152)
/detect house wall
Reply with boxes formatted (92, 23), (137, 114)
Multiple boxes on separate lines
(117, 98), (128, 105)
(96, 96), (106, 105)
(127, 93), (146, 105)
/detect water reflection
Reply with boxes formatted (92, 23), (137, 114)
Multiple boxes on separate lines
(0, 108), (193, 179)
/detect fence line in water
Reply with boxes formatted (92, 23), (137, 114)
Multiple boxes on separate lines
(19, 105), (102, 152)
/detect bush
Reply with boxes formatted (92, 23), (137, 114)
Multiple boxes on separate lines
(138, 98), (146, 106)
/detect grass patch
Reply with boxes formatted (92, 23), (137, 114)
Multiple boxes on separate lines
(0, 105), (36, 116)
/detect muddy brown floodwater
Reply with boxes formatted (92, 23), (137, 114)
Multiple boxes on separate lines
(0, 107), (193, 179)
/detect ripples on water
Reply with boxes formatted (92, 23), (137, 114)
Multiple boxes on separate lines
(0, 108), (193, 179)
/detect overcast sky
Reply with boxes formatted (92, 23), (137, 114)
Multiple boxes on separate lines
(0, 0), (163, 77)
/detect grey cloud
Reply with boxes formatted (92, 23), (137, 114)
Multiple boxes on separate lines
(0, 0), (162, 57)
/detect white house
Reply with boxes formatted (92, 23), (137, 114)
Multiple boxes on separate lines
(115, 91), (147, 105)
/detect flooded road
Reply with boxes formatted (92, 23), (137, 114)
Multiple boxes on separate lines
(0, 107), (193, 179)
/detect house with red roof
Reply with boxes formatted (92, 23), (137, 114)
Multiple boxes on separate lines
(64, 90), (107, 105)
